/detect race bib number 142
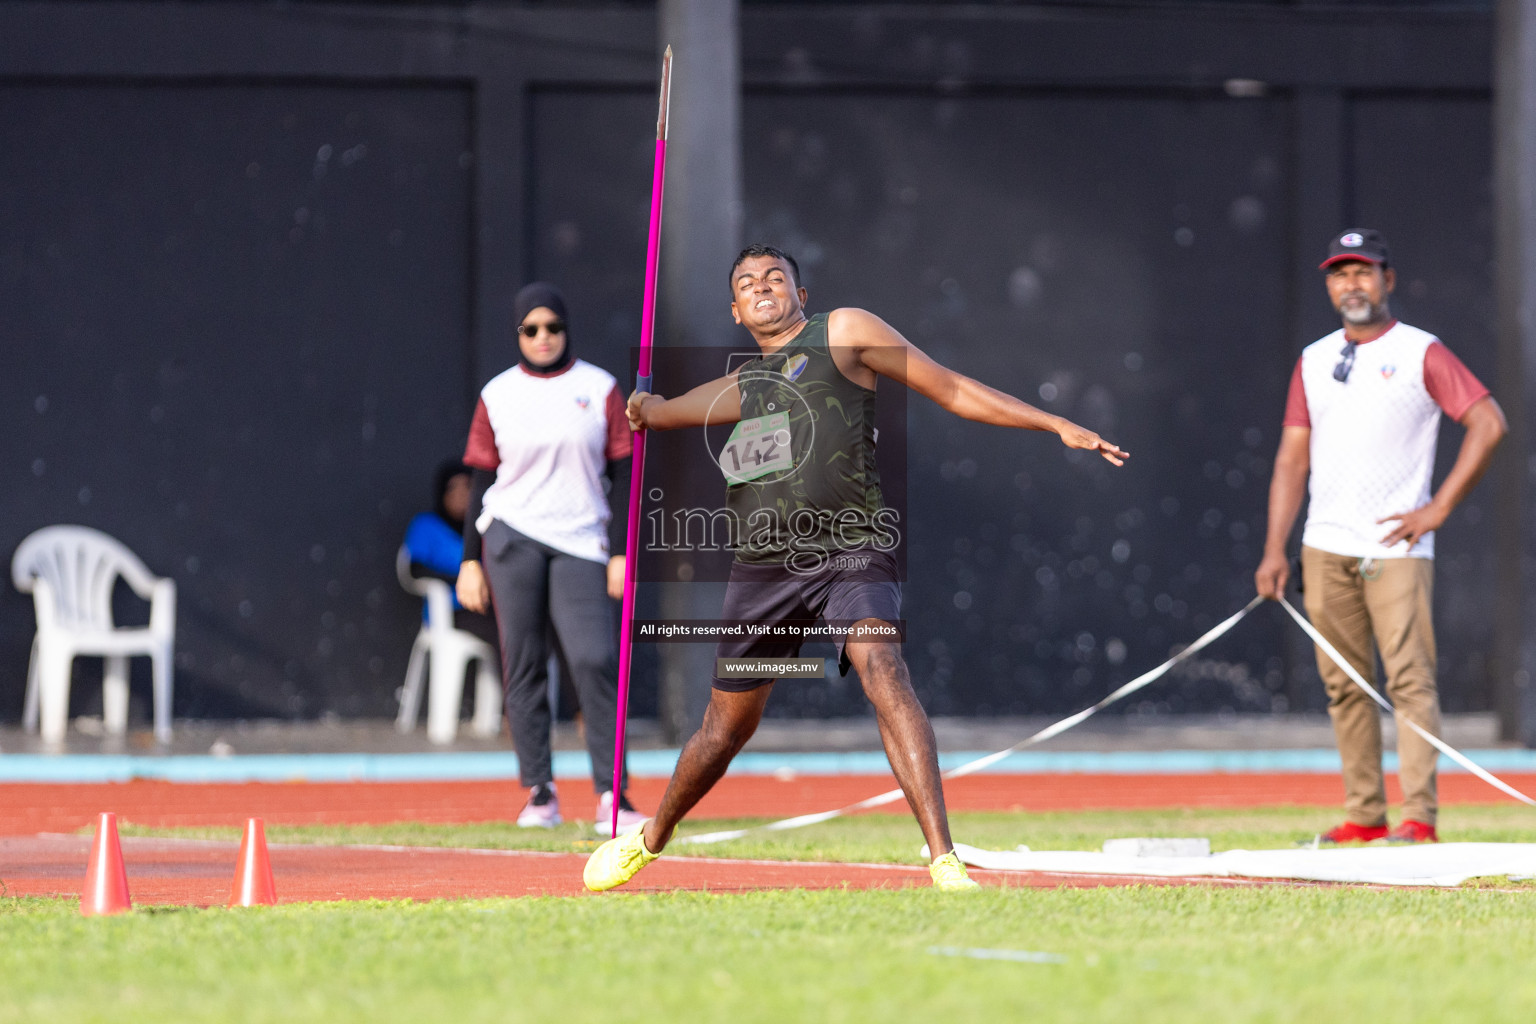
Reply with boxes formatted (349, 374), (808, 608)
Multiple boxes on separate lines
(719, 412), (793, 484)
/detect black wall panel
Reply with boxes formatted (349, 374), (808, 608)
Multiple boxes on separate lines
(527, 87), (1298, 718)
(742, 92), (1296, 715)
(0, 4), (1501, 724)
(529, 88), (655, 377)
(1, 83), (474, 719)
(1351, 94), (1496, 713)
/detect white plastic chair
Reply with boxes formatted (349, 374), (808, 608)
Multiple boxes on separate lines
(11, 525), (176, 745)
(394, 546), (502, 743)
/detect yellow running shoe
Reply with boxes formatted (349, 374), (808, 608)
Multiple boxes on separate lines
(583, 822), (660, 892)
(929, 851), (981, 892)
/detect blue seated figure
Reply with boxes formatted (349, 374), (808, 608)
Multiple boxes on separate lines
(403, 460), (577, 725)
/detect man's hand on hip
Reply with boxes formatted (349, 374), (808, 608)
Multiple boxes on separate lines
(1377, 504), (1446, 549)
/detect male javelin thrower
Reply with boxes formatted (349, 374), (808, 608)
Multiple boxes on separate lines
(584, 245), (1128, 892)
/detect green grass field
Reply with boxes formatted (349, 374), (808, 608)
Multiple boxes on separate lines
(4, 806), (1531, 1023)
(3, 885), (1534, 1023)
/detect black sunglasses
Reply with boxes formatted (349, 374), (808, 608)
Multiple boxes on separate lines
(518, 321), (567, 338)
(1333, 341), (1356, 383)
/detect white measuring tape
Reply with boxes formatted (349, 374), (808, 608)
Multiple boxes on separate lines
(1278, 597), (1536, 807)
(683, 595), (1261, 844)
(681, 594), (1533, 845)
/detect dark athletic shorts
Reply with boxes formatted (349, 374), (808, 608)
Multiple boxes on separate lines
(710, 548), (903, 692)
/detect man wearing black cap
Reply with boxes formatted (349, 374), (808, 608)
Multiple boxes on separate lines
(1255, 230), (1506, 844)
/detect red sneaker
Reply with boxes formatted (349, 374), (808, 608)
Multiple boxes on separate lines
(1317, 821), (1389, 844)
(1385, 820), (1439, 844)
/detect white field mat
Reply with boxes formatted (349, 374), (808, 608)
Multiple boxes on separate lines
(953, 842), (1536, 888)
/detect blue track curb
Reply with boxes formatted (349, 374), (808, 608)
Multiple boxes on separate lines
(1, 748), (1534, 783)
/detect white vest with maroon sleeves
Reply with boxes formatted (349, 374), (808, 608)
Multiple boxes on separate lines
(1300, 322), (1440, 560)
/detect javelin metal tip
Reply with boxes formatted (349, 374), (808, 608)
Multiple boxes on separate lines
(657, 45), (673, 140)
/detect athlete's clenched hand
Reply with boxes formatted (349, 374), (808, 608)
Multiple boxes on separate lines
(626, 391), (657, 432)
(1056, 421), (1129, 466)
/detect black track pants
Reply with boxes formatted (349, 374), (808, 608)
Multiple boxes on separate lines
(482, 519), (625, 794)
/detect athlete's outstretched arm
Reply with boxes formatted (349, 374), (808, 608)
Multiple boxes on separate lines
(627, 372), (742, 432)
(835, 308), (1128, 465)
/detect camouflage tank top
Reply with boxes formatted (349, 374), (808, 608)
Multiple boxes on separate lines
(723, 313), (890, 567)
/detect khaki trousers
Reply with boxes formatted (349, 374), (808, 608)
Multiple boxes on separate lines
(1300, 546), (1441, 826)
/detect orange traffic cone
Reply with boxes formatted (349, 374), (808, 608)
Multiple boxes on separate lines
(81, 812), (132, 916)
(229, 817), (277, 907)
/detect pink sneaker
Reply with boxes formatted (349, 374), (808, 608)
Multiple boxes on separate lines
(516, 783), (562, 828)
(594, 791), (647, 838)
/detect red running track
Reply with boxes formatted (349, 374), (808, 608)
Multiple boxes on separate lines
(0, 834), (1338, 905)
(3, 772), (1531, 836)
(4, 773), (1527, 904)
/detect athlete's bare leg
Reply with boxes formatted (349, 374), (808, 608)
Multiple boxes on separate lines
(845, 629), (955, 858)
(641, 684), (774, 854)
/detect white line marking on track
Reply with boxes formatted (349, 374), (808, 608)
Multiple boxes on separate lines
(928, 946), (1067, 964)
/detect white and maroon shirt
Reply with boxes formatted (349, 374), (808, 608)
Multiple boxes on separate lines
(1283, 321), (1488, 560)
(464, 359), (632, 564)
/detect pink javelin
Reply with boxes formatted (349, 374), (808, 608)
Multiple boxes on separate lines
(612, 45), (671, 838)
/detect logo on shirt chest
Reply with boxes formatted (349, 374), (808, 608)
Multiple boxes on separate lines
(575, 395), (590, 410)
(1380, 364), (1396, 380)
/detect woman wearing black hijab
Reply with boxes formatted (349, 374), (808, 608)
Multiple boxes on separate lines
(457, 283), (645, 837)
